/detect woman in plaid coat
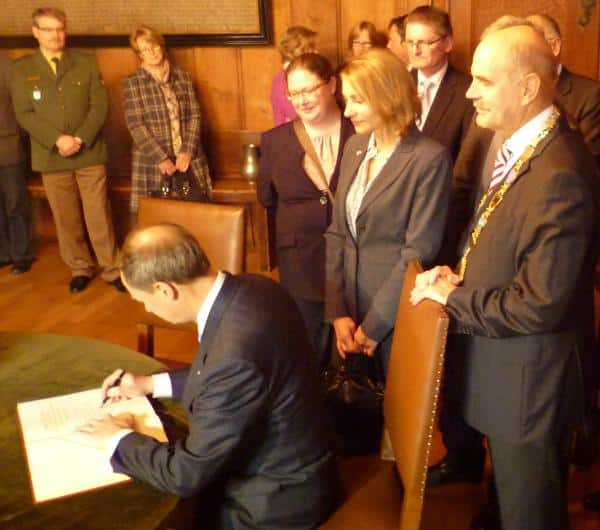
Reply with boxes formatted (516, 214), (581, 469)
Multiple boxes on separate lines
(123, 26), (211, 213)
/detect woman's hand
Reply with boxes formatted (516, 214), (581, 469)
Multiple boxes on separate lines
(333, 317), (359, 357)
(175, 152), (192, 172)
(354, 326), (377, 356)
(158, 158), (176, 175)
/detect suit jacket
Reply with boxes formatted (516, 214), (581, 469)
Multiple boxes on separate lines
(10, 49), (107, 172)
(414, 65), (474, 162)
(112, 274), (336, 530)
(257, 117), (354, 302)
(445, 116), (600, 443)
(325, 128), (451, 344)
(0, 53), (24, 166)
(556, 67), (600, 165)
(123, 65), (211, 211)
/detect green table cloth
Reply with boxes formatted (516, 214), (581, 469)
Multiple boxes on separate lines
(0, 332), (192, 530)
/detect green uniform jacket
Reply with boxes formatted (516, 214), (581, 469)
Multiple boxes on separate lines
(10, 49), (107, 172)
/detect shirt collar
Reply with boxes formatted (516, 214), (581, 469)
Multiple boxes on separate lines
(505, 105), (555, 158)
(40, 48), (63, 63)
(365, 132), (400, 162)
(196, 271), (226, 341)
(417, 61), (448, 90)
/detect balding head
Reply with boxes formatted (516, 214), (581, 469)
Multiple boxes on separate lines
(526, 14), (562, 57)
(467, 25), (558, 135)
(121, 224), (211, 291)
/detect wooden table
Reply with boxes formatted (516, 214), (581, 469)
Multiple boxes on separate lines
(0, 332), (193, 530)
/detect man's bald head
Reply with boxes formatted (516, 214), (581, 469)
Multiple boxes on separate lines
(467, 24), (558, 135)
(121, 224), (211, 291)
(482, 24), (557, 96)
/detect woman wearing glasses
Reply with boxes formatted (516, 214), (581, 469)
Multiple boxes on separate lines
(326, 49), (451, 380)
(347, 21), (383, 58)
(258, 53), (354, 370)
(123, 26), (211, 217)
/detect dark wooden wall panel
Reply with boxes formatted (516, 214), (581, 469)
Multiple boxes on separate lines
(6, 0), (600, 179)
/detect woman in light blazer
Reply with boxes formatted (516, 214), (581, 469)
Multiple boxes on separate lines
(325, 49), (451, 378)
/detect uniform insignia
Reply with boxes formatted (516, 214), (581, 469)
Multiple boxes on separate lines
(27, 75), (41, 81)
(33, 89), (41, 101)
(356, 149), (363, 156)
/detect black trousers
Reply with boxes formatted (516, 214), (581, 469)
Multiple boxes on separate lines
(0, 161), (32, 263)
(293, 296), (332, 372)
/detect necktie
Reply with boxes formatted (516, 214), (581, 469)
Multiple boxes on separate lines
(417, 81), (433, 131)
(488, 142), (512, 189)
(51, 57), (59, 76)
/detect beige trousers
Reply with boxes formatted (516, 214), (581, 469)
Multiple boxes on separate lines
(41, 164), (119, 280)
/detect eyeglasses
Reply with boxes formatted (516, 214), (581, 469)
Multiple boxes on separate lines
(139, 45), (162, 55)
(405, 35), (446, 49)
(36, 25), (65, 33)
(286, 81), (327, 101)
(352, 40), (373, 49)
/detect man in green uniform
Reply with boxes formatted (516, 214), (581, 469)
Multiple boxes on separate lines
(11, 7), (123, 293)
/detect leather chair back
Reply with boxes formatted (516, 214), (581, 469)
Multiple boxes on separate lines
(137, 198), (245, 274)
(319, 260), (450, 530)
(135, 198), (246, 356)
(384, 260), (449, 530)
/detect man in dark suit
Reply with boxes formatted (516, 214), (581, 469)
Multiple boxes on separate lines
(0, 52), (33, 275)
(404, 5), (473, 162)
(527, 13), (600, 166)
(79, 224), (337, 530)
(386, 15), (410, 67)
(411, 24), (599, 530)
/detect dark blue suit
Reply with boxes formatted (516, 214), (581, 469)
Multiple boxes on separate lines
(112, 274), (337, 529)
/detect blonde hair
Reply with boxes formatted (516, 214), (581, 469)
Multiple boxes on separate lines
(341, 49), (419, 139)
(278, 26), (317, 63)
(129, 25), (166, 55)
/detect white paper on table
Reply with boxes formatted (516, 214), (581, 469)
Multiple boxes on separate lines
(17, 388), (167, 503)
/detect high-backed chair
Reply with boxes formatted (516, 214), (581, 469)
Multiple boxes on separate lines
(135, 197), (246, 357)
(320, 260), (449, 530)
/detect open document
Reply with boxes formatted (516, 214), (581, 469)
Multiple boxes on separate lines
(17, 388), (167, 503)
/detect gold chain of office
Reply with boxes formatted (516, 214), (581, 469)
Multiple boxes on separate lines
(458, 106), (561, 281)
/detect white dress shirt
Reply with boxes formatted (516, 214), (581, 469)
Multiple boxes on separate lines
(416, 62), (448, 130)
(497, 105), (556, 187)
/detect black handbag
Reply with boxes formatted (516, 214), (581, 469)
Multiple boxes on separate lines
(150, 170), (210, 202)
(322, 352), (385, 455)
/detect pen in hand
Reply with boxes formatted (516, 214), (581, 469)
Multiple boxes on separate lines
(101, 369), (125, 407)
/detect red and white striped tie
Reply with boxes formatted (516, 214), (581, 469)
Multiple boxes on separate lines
(488, 142), (511, 189)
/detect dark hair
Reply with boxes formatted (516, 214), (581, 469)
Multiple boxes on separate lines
(405, 6), (453, 37)
(285, 52), (335, 84)
(121, 224), (211, 291)
(32, 7), (66, 27)
(388, 15), (406, 39)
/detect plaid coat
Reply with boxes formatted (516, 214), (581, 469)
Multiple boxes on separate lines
(123, 65), (211, 211)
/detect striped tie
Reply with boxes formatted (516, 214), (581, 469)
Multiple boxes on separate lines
(488, 142), (511, 189)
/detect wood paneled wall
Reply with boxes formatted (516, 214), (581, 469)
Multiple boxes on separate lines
(7, 0), (600, 179)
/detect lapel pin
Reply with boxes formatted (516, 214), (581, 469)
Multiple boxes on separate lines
(356, 149), (363, 156)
